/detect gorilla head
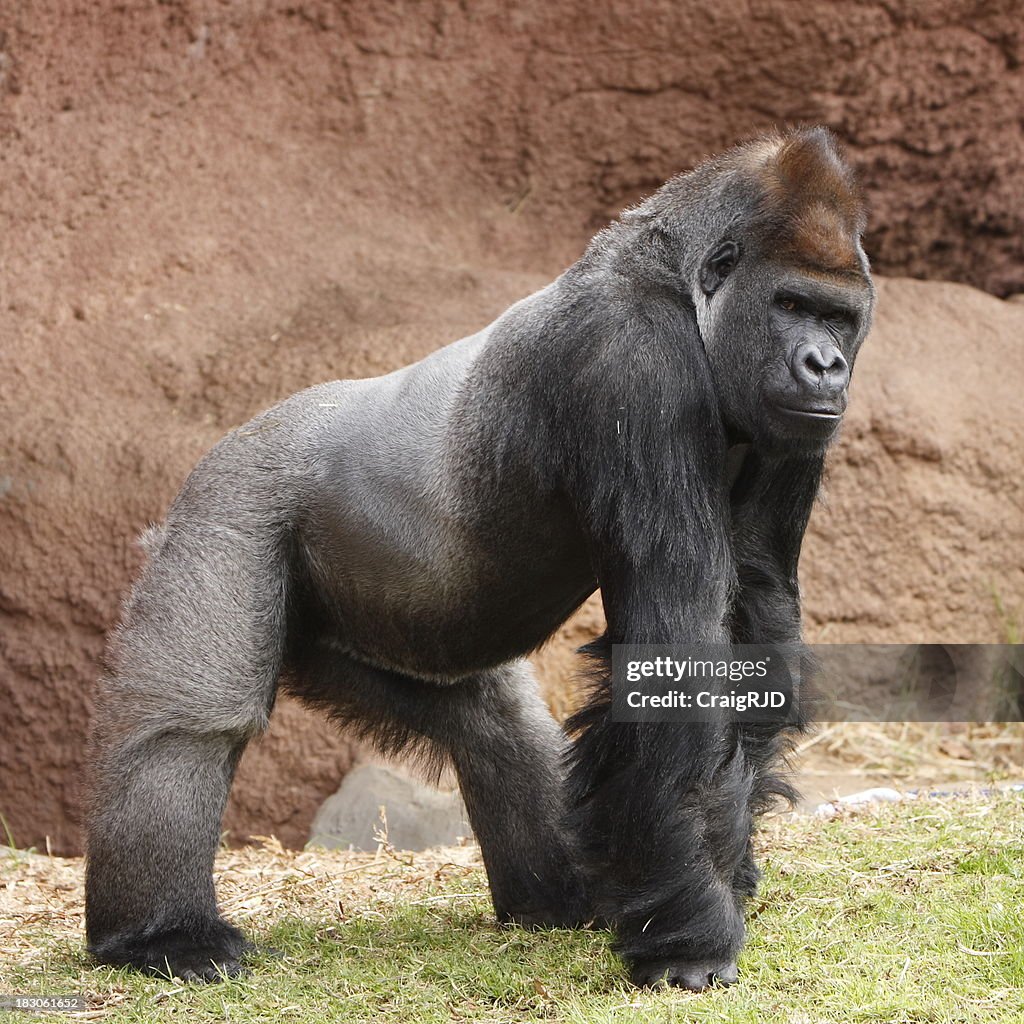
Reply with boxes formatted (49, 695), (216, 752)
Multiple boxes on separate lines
(638, 128), (874, 452)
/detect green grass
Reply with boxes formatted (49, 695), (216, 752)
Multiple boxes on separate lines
(2, 794), (1022, 1023)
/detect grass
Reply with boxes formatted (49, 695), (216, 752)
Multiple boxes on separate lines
(1, 793), (1022, 1023)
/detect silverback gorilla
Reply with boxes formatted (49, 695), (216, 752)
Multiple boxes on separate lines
(86, 127), (874, 991)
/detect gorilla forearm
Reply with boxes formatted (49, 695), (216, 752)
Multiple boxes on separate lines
(565, 507), (751, 980)
(568, 711), (747, 972)
(567, 675), (755, 982)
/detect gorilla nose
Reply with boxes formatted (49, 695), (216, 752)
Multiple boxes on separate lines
(792, 341), (849, 395)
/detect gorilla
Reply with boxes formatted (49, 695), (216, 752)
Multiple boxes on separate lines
(85, 127), (874, 991)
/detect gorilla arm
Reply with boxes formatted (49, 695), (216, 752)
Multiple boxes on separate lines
(724, 451), (822, 899)
(554, 271), (750, 989)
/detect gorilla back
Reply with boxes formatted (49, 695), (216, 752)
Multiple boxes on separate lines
(86, 127), (873, 990)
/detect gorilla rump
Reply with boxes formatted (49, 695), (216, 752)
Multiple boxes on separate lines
(85, 127), (873, 991)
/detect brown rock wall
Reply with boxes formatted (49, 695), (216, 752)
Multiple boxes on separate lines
(1, 1), (1021, 854)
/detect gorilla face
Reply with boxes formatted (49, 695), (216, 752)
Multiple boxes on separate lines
(695, 241), (874, 452)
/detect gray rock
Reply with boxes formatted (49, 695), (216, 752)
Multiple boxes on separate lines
(308, 764), (472, 852)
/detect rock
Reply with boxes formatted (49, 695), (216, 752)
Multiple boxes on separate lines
(812, 781), (1024, 818)
(308, 765), (472, 852)
(814, 787), (905, 818)
(1, 2), (1022, 856)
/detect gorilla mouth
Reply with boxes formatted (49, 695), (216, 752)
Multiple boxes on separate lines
(777, 405), (843, 420)
(771, 403), (845, 439)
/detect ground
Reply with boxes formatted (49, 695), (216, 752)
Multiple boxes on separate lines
(2, 792), (1022, 1023)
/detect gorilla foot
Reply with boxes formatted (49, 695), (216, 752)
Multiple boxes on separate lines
(492, 869), (594, 930)
(168, 952), (246, 984)
(89, 920), (254, 982)
(629, 958), (739, 992)
(495, 882), (595, 930)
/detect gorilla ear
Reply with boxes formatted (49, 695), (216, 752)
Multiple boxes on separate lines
(699, 241), (740, 296)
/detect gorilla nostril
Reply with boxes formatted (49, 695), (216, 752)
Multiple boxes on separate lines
(826, 350), (848, 375)
(804, 349), (823, 372)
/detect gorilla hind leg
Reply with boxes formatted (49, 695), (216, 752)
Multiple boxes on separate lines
(449, 663), (592, 927)
(86, 731), (252, 980)
(86, 525), (288, 980)
(286, 649), (591, 928)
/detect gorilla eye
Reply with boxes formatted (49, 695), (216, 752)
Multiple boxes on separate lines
(699, 240), (740, 296)
(779, 298), (797, 312)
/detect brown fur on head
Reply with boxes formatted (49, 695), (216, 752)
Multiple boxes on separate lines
(751, 127), (867, 276)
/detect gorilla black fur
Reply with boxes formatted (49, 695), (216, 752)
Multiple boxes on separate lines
(85, 127), (874, 991)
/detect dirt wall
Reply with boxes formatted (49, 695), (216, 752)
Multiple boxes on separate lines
(1, 1), (1022, 854)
